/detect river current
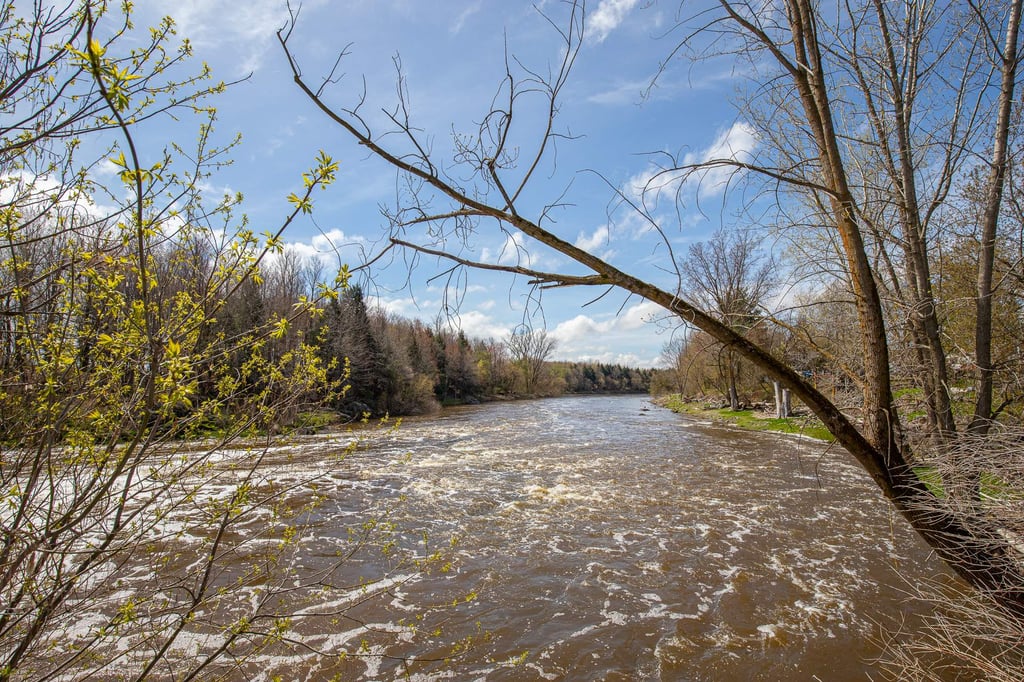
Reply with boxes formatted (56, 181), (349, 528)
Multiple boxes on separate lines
(242, 394), (945, 681)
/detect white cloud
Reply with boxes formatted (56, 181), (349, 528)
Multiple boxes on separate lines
(402, 305), (510, 342)
(586, 77), (649, 105)
(283, 229), (367, 267)
(625, 165), (686, 210)
(448, 309), (512, 341)
(94, 156), (122, 179)
(588, 0), (641, 43)
(549, 299), (665, 366)
(482, 231), (537, 268)
(695, 121), (758, 165)
(2, 171), (115, 223)
(624, 121), (759, 212)
(311, 228), (364, 252)
(575, 225), (610, 252)
(682, 121), (758, 199)
(197, 180), (238, 202)
(551, 299), (661, 340)
(568, 349), (658, 367)
(372, 295), (430, 319)
(573, 224), (610, 261)
(370, 292), (510, 340)
(619, 299), (664, 329)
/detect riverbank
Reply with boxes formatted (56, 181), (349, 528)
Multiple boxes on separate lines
(652, 394), (835, 442)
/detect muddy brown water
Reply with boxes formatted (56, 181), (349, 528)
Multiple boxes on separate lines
(251, 394), (947, 681)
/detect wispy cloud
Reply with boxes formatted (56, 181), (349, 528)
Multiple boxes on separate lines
(158, 0), (326, 75)
(587, 0), (641, 43)
(588, 62), (742, 106)
(550, 300), (665, 366)
(625, 121), (759, 212)
(450, 1), (483, 35)
(586, 77), (650, 106)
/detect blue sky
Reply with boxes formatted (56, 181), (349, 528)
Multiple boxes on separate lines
(140, 0), (754, 368)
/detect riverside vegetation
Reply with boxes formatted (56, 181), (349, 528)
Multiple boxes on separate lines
(5, 1), (1024, 680)
(654, 395), (835, 443)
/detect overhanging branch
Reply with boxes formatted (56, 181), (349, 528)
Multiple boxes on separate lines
(390, 237), (612, 288)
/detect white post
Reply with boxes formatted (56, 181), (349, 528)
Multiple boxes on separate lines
(775, 381), (791, 418)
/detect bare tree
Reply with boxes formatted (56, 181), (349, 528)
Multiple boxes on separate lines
(971, 0), (1023, 438)
(657, 330), (730, 400)
(278, 0), (1024, 618)
(680, 228), (776, 410)
(506, 327), (557, 395)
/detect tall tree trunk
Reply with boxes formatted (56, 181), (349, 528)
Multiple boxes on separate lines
(775, 381), (791, 418)
(870, 0), (957, 440)
(971, 0), (1022, 436)
(784, 0), (902, 454)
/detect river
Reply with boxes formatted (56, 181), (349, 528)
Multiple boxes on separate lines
(249, 394), (946, 681)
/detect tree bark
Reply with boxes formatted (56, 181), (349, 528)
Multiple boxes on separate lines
(971, 0), (1022, 436)
(727, 350), (740, 410)
(775, 382), (791, 419)
(776, 0), (901, 454)
(869, 0), (957, 440)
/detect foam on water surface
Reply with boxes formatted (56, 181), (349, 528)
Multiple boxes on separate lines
(41, 396), (947, 680)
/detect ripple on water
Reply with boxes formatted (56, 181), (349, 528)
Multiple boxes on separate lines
(157, 395), (947, 680)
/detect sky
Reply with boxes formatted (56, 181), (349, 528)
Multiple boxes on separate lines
(134, 0), (754, 368)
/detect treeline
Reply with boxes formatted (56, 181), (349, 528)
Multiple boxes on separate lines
(178, 247), (653, 424)
(307, 277), (652, 418)
(1, 218), (650, 443)
(549, 361), (652, 395)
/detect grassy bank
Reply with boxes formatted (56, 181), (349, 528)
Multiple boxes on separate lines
(655, 394), (835, 442)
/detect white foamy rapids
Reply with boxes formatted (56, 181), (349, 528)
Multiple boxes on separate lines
(323, 397), (944, 679)
(21, 396), (944, 680)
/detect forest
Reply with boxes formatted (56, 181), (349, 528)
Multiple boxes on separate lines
(3, 0), (1024, 679)
(210, 266), (653, 424)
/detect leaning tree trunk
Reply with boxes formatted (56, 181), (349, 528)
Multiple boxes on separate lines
(280, 0), (1024, 613)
